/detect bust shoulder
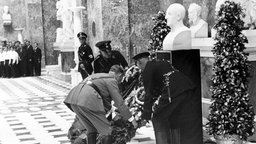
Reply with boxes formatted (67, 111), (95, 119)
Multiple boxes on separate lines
(190, 19), (208, 37)
(163, 27), (191, 50)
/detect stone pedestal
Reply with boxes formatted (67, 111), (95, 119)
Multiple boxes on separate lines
(70, 69), (82, 87)
(14, 28), (24, 44)
(53, 42), (75, 73)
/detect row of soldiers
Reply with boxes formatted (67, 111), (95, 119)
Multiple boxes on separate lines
(0, 40), (42, 78)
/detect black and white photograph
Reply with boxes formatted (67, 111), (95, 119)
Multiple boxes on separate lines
(0, 0), (256, 144)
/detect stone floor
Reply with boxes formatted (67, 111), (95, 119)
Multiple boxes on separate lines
(1, 76), (256, 144)
(0, 76), (155, 144)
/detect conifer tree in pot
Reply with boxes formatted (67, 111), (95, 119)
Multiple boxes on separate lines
(206, 1), (255, 143)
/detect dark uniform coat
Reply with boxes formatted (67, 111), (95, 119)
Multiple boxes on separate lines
(33, 47), (42, 76)
(19, 45), (28, 76)
(93, 50), (128, 73)
(27, 45), (34, 76)
(78, 43), (94, 79)
(141, 60), (203, 144)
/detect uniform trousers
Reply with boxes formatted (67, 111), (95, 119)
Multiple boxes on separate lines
(4, 60), (11, 78)
(70, 104), (112, 136)
(0, 61), (4, 77)
(27, 60), (33, 76)
(34, 60), (41, 76)
(152, 115), (202, 144)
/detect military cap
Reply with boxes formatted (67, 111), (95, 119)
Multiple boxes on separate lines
(95, 40), (112, 51)
(77, 32), (87, 39)
(132, 52), (150, 61)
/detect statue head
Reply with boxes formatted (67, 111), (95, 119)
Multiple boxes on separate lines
(3, 6), (9, 14)
(188, 3), (202, 25)
(165, 3), (186, 29)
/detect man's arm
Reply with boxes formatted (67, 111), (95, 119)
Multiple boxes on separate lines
(115, 51), (128, 68)
(106, 78), (132, 120)
(85, 45), (94, 64)
(93, 58), (101, 73)
(141, 63), (155, 120)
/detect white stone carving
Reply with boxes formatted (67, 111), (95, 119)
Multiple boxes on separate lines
(56, 0), (74, 42)
(163, 3), (191, 50)
(2, 6), (12, 26)
(188, 3), (208, 38)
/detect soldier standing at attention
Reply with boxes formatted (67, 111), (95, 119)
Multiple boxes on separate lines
(77, 32), (94, 79)
(93, 40), (128, 73)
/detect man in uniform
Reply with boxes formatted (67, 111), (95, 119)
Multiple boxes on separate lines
(77, 32), (94, 79)
(133, 52), (202, 144)
(33, 42), (42, 76)
(93, 40), (128, 73)
(26, 40), (34, 76)
(0, 48), (4, 77)
(64, 65), (138, 144)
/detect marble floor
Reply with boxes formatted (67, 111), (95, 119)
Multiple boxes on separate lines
(2, 76), (256, 144)
(0, 76), (155, 144)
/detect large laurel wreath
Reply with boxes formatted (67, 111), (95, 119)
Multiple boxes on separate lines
(109, 65), (146, 144)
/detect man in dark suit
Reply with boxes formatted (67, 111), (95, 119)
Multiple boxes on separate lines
(26, 40), (34, 76)
(33, 42), (42, 76)
(93, 40), (128, 73)
(77, 32), (94, 79)
(19, 42), (28, 77)
(133, 51), (203, 144)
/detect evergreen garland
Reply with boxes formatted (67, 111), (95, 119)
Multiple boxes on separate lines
(148, 11), (171, 52)
(206, 0), (255, 141)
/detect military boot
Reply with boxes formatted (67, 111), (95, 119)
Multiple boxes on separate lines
(87, 133), (97, 144)
(100, 135), (112, 144)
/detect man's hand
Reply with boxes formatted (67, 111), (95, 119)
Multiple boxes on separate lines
(140, 119), (148, 127)
(80, 64), (85, 70)
(131, 119), (138, 129)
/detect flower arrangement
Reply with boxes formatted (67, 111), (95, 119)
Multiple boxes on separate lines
(110, 65), (146, 144)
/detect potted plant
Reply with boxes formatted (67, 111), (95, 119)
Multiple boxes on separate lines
(206, 1), (255, 143)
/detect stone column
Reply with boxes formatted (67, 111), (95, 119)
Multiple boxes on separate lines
(70, 6), (85, 69)
(70, 6), (85, 87)
(14, 28), (24, 44)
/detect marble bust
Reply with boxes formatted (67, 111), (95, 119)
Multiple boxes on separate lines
(2, 6), (12, 26)
(163, 3), (191, 50)
(188, 3), (208, 38)
(56, 0), (74, 42)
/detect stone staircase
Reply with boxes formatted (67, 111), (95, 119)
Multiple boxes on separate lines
(41, 65), (71, 83)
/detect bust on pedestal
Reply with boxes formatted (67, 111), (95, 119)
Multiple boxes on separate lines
(55, 0), (74, 48)
(188, 3), (208, 38)
(2, 6), (12, 26)
(163, 3), (191, 50)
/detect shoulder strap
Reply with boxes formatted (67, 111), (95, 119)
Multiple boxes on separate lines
(87, 82), (102, 96)
(86, 81), (112, 115)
